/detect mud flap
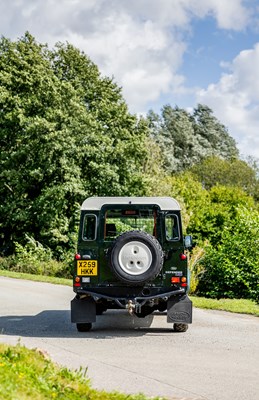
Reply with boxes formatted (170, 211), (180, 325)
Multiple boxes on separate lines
(71, 296), (96, 323)
(167, 295), (192, 324)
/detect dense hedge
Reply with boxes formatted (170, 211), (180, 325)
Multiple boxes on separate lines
(196, 207), (259, 302)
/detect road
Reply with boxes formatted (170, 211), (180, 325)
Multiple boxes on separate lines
(0, 277), (258, 400)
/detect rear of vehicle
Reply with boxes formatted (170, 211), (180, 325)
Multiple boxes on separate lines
(71, 197), (192, 332)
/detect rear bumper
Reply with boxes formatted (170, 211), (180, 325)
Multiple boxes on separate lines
(71, 292), (192, 324)
(74, 286), (186, 301)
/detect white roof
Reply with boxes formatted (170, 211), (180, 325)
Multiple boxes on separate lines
(81, 197), (181, 211)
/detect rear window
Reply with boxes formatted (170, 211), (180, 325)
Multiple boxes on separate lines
(104, 208), (157, 240)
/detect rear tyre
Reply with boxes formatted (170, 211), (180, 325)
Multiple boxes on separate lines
(173, 323), (188, 332)
(76, 323), (92, 332)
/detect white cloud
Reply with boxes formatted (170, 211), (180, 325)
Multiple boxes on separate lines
(75, 15), (187, 112)
(196, 43), (259, 158)
(0, 0), (190, 111)
(0, 0), (253, 111)
(185, 0), (251, 30)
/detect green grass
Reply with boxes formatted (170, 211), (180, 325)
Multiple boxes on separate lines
(0, 269), (71, 286)
(0, 343), (161, 400)
(0, 269), (258, 316)
(190, 296), (259, 316)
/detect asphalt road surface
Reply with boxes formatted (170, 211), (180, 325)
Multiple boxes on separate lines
(0, 277), (258, 400)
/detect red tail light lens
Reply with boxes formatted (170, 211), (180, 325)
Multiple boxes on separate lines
(75, 253), (81, 260)
(74, 276), (81, 287)
(171, 277), (180, 284)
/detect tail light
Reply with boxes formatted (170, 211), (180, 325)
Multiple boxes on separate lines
(180, 277), (187, 287)
(171, 277), (180, 284)
(73, 276), (81, 287)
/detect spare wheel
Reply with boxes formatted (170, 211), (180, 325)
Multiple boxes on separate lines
(109, 230), (163, 285)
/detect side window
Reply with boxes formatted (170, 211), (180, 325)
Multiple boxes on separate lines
(165, 214), (180, 241)
(82, 214), (97, 241)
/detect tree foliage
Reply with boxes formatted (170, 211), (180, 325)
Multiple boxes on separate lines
(190, 156), (259, 201)
(168, 172), (256, 245)
(147, 104), (238, 173)
(0, 33), (148, 256)
(196, 207), (259, 302)
(168, 172), (258, 301)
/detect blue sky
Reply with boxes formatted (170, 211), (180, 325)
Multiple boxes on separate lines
(182, 19), (256, 88)
(1, 0), (259, 159)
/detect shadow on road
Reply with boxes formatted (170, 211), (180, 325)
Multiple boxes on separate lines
(0, 310), (175, 339)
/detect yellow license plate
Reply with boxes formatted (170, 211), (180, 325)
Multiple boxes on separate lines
(77, 260), (98, 276)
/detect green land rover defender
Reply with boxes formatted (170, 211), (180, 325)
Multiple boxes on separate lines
(71, 197), (193, 332)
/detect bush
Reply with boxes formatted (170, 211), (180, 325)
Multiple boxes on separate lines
(1, 235), (72, 278)
(196, 207), (259, 302)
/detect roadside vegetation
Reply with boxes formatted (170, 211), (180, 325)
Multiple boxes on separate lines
(0, 32), (258, 305)
(0, 343), (159, 400)
(190, 296), (259, 316)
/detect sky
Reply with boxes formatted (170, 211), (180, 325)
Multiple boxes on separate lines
(1, 0), (259, 159)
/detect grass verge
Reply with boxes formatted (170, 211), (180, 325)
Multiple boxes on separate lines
(0, 343), (160, 400)
(0, 269), (71, 286)
(0, 269), (258, 316)
(190, 296), (259, 316)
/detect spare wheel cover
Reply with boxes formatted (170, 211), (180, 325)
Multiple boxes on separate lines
(109, 230), (163, 285)
(118, 240), (152, 276)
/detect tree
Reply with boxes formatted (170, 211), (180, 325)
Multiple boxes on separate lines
(192, 104), (238, 160)
(193, 185), (255, 246)
(0, 33), (83, 256)
(190, 156), (259, 201)
(0, 33), (148, 257)
(162, 106), (197, 171)
(51, 42), (149, 197)
(168, 172), (255, 246)
(168, 172), (209, 232)
(147, 106), (196, 172)
(147, 104), (239, 173)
